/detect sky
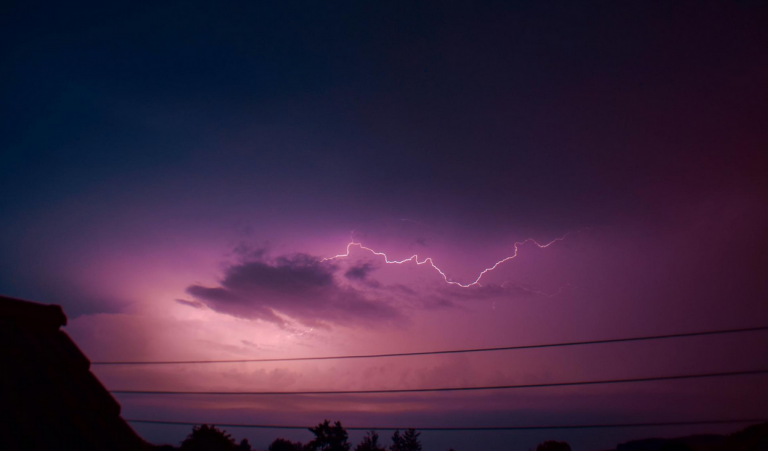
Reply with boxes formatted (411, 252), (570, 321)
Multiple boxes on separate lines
(1, 1), (767, 450)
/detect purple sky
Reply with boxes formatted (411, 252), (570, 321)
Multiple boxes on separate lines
(2, 2), (767, 450)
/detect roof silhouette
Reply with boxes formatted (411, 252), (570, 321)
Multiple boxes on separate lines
(0, 294), (146, 451)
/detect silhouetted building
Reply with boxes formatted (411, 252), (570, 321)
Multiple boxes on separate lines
(0, 295), (145, 451)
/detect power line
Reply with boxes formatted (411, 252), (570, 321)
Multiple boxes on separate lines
(110, 368), (768, 396)
(125, 418), (766, 431)
(92, 325), (768, 365)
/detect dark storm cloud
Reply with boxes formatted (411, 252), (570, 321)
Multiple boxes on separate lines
(344, 262), (376, 280)
(185, 254), (401, 327)
(222, 254), (334, 295)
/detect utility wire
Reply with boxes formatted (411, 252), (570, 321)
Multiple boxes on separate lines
(110, 368), (768, 396)
(92, 325), (768, 365)
(125, 418), (766, 431)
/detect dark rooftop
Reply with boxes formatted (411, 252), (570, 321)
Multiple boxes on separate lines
(0, 294), (146, 451)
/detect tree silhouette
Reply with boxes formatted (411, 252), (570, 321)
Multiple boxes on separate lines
(390, 429), (421, 451)
(180, 424), (237, 451)
(402, 429), (421, 451)
(269, 437), (305, 451)
(391, 430), (404, 451)
(536, 440), (571, 451)
(306, 420), (351, 451)
(355, 430), (386, 451)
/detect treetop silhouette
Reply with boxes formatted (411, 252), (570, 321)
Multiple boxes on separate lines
(268, 437), (304, 451)
(391, 428), (421, 451)
(180, 424), (239, 451)
(307, 420), (351, 451)
(354, 430), (386, 451)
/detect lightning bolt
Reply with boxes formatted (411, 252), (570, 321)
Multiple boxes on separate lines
(323, 231), (577, 288)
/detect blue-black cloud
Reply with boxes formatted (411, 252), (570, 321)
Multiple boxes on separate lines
(185, 253), (401, 327)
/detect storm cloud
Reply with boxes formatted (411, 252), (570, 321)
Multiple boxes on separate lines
(185, 253), (401, 327)
(344, 262), (376, 280)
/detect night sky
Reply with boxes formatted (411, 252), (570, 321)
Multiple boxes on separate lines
(2, 2), (767, 450)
